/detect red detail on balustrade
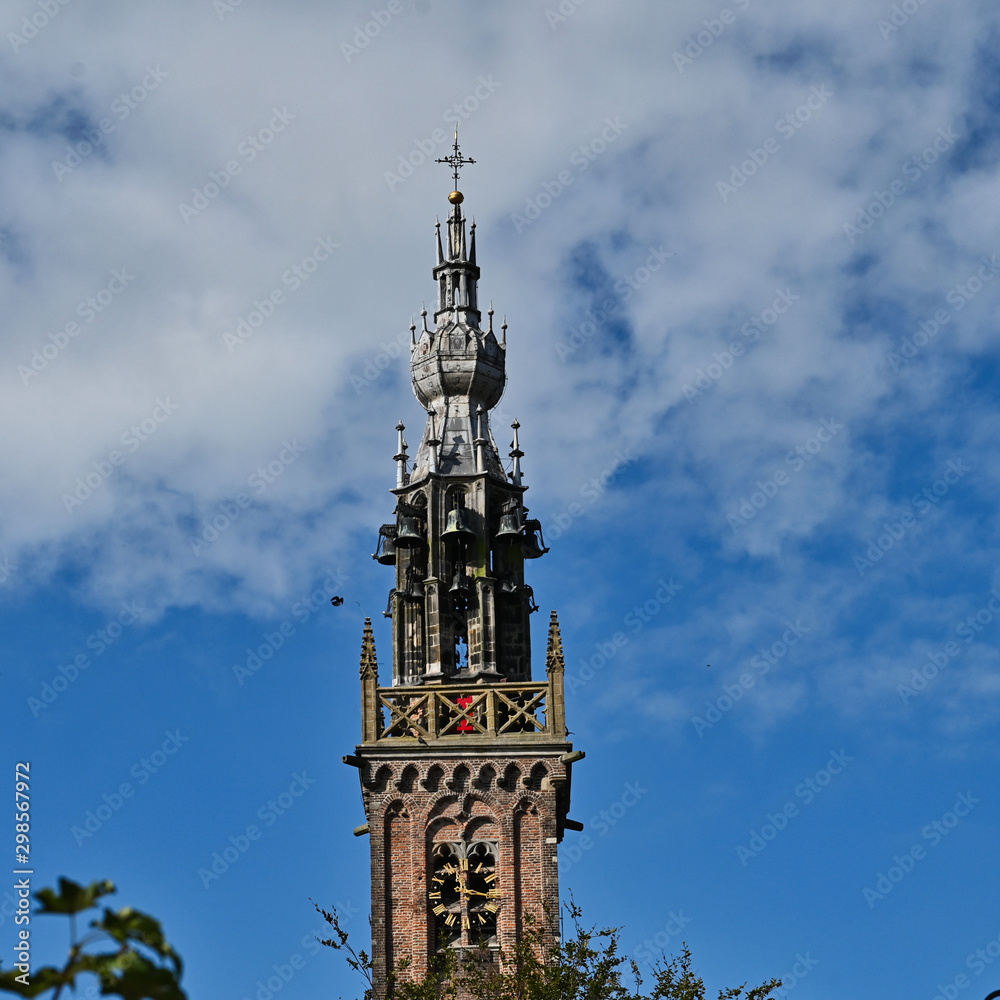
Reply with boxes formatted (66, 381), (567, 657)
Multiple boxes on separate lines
(456, 695), (475, 732)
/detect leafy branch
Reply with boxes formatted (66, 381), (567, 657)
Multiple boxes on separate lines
(314, 897), (780, 1000)
(0, 878), (185, 1000)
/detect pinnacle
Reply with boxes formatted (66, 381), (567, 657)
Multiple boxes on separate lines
(546, 610), (564, 673)
(360, 617), (378, 678)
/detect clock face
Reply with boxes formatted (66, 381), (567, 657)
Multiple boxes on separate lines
(430, 840), (499, 950)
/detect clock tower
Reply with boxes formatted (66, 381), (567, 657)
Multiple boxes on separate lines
(344, 138), (583, 995)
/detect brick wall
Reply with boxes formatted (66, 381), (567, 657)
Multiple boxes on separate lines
(359, 751), (568, 994)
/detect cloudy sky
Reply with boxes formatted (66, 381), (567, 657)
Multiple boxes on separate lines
(3, 1), (999, 998)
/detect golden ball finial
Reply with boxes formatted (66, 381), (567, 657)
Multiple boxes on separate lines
(448, 190), (464, 204)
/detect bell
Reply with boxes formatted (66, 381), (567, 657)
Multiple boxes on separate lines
(404, 567), (425, 601)
(495, 512), (522, 542)
(449, 567), (473, 595)
(442, 506), (476, 543)
(521, 522), (549, 559)
(499, 571), (518, 595)
(395, 516), (424, 547)
(372, 524), (397, 565)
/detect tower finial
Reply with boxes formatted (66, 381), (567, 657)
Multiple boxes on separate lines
(426, 409), (440, 474)
(435, 124), (476, 203)
(474, 404), (487, 475)
(510, 419), (523, 487)
(394, 422), (408, 488)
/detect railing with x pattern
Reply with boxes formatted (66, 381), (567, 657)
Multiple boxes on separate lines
(374, 682), (553, 742)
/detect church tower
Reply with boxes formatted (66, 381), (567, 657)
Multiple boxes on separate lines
(344, 137), (583, 994)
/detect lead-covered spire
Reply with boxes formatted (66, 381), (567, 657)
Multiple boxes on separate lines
(409, 138), (506, 482)
(369, 135), (548, 686)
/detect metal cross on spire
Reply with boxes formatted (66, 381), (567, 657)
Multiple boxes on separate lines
(436, 126), (476, 191)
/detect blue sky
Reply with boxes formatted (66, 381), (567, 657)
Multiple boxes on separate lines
(2, 2), (999, 999)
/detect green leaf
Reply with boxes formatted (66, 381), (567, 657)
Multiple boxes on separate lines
(35, 878), (116, 916)
(94, 908), (182, 975)
(0, 965), (72, 997)
(0, 879), (187, 1000)
(96, 954), (186, 1000)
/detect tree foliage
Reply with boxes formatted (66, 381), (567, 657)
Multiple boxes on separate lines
(315, 899), (780, 1000)
(0, 878), (185, 1000)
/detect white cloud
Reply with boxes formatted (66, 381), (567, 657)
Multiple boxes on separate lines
(1, 0), (999, 741)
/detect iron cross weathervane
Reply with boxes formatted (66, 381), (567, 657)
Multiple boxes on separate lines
(436, 126), (476, 191)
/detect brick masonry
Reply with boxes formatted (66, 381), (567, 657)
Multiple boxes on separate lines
(357, 750), (569, 987)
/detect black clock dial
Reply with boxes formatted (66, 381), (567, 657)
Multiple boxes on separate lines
(430, 840), (499, 950)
